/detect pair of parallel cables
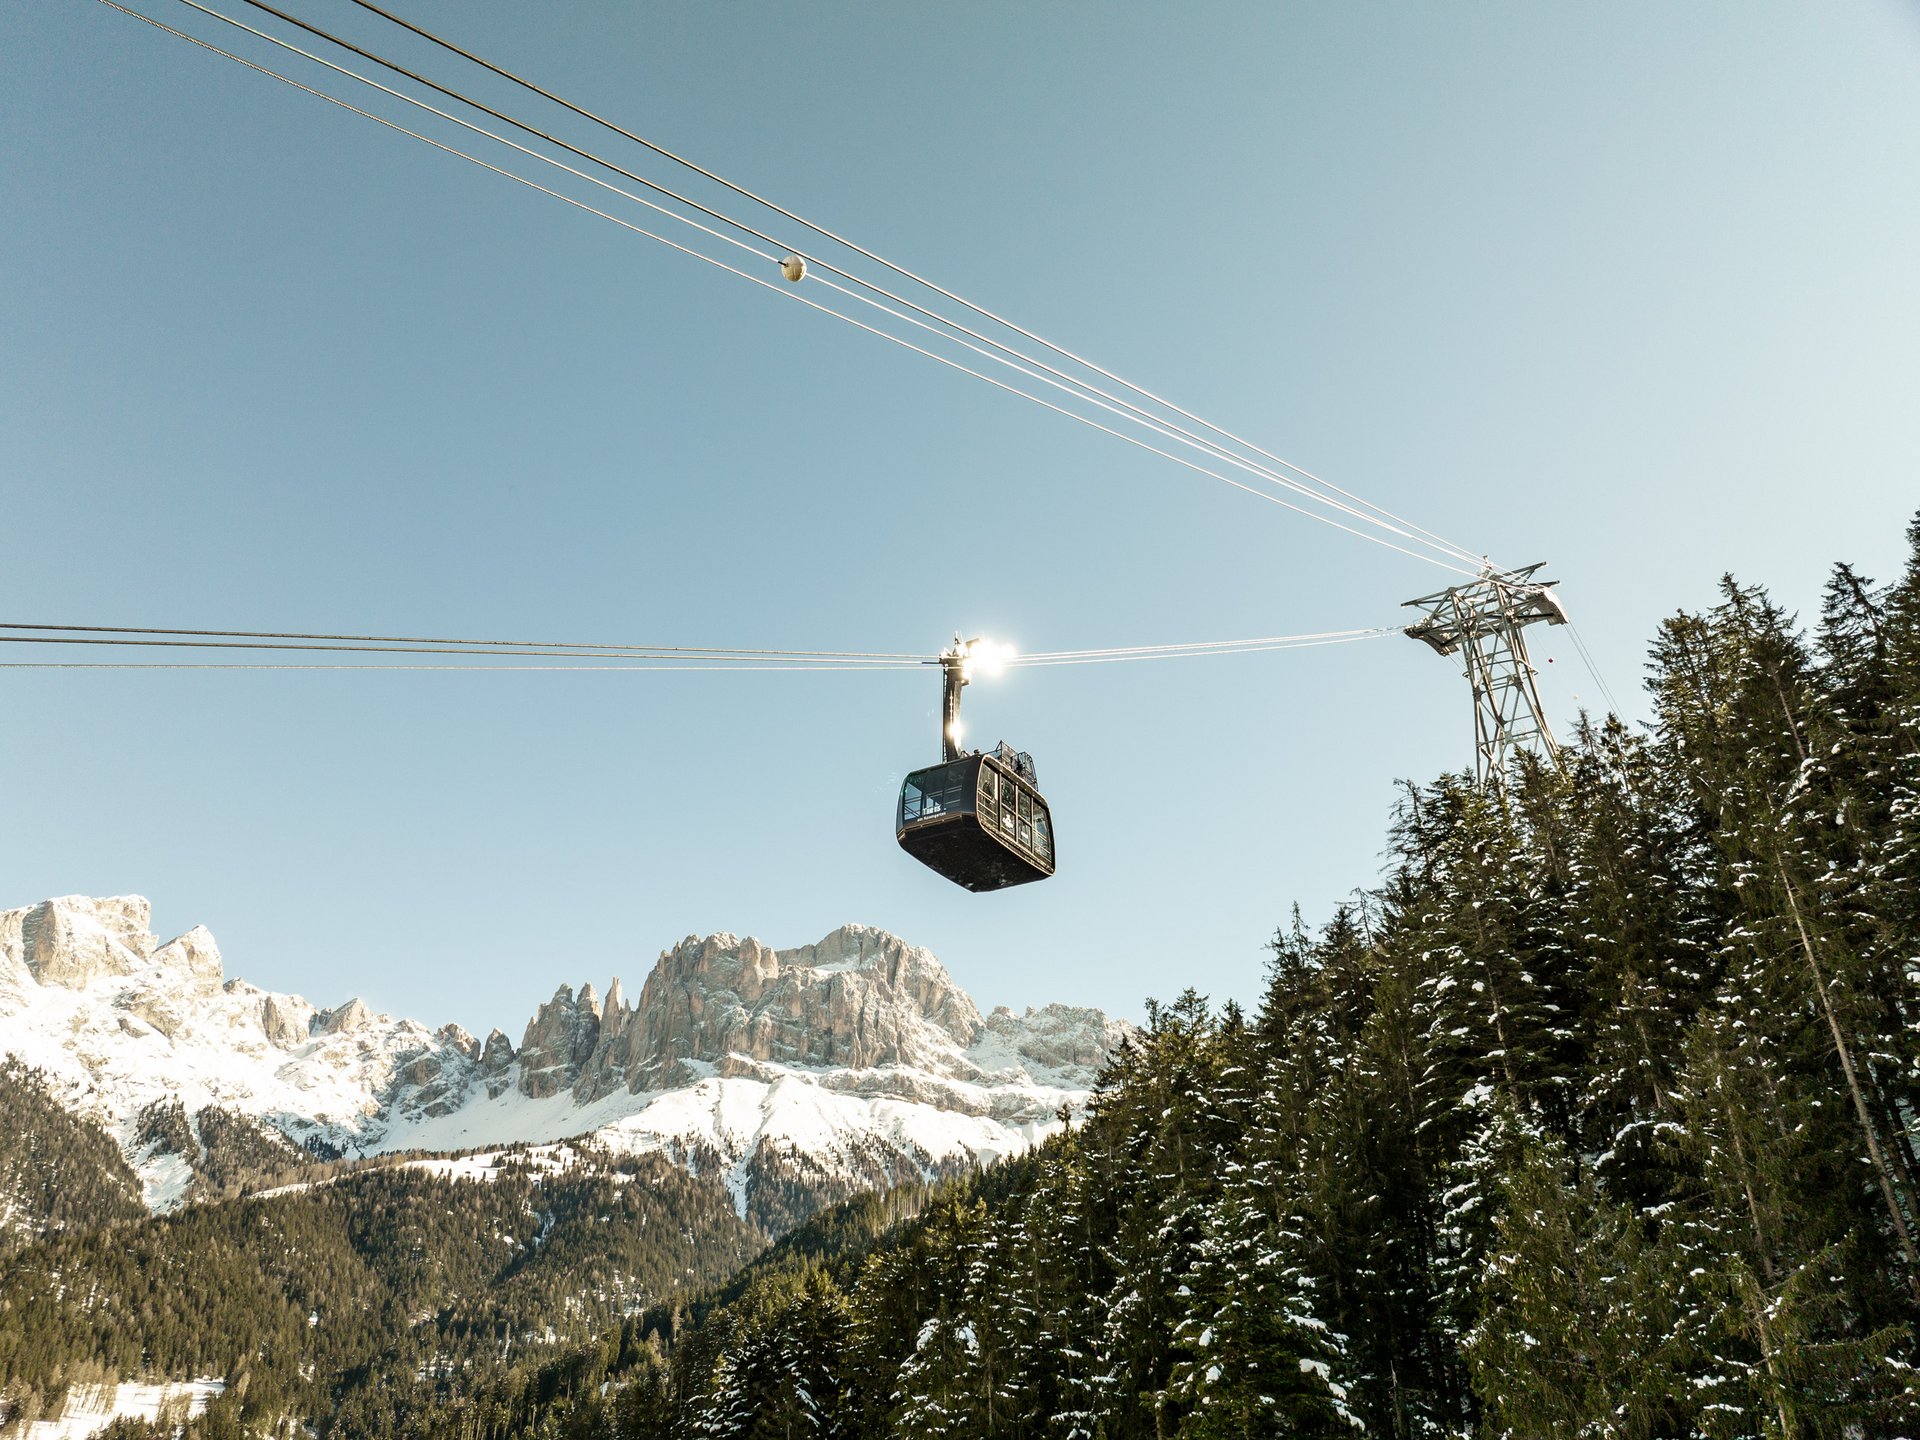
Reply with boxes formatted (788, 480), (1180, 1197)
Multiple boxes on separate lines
(91, 0), (1492, 582)
(0, 622), (1396, 672)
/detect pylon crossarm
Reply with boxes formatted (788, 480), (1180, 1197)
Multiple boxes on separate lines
(1404, 563), (1567, 786)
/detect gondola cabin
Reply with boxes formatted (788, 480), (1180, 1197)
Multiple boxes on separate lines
(897, 744), (1055, 891)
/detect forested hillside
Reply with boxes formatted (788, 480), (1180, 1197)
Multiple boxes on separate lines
(0, 1061), (146, 1247)
(10, 517), (1920, 1439)
(0, 1154), (758, 1437)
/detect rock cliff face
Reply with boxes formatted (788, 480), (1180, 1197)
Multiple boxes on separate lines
(0, 894), (1132, 1227)
(540, 926), (995, 1101)
(518, 984), (603, 1099)
(14, 895), (164, 988)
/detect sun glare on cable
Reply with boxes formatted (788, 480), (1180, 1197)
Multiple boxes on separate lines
(963, 639), (1016, 681)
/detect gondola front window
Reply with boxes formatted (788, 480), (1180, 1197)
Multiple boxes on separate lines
(899, 776), (927, 826)
(900, 762), (976, 826)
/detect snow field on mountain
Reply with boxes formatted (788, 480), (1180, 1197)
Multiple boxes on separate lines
(383, 1067), (1070, 1217)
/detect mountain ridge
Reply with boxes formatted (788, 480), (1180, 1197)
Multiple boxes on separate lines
(0, 893), (1129, 1227)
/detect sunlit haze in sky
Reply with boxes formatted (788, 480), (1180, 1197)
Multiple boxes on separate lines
(5, 1), (1917, 1035)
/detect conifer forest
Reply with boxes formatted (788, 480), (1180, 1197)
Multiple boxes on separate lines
(8, 519), (1920, 1437)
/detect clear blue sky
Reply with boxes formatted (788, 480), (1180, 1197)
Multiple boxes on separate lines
(4, 1), (1917, 1037)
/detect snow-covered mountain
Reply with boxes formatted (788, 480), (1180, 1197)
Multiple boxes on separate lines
(0, 894), (1129, 1225)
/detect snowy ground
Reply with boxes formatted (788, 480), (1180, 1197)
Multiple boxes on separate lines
(12, 1379), (223, 1439)
(380, 1064), (1071, 1216)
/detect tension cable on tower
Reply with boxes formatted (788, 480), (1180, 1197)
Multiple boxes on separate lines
(336, 0), (1488, 574)
(258, 0), (1483, 567)
(97, 0), (1488, 577)
(0, 621), (1394, 670)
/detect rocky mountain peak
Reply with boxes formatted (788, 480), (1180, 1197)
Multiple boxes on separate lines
(981, 1003), (1133, 1075)
(778, 924), (984, 1039)
(568, 926), (987, 1099)
(315, 997), (377, 1036)
(501, 926), (1001, 1103)
(518, 983), (604, 1099)
(260, 993), (310, 1047)
(153, 925), (224, 987)
(1, 895), (227, 994)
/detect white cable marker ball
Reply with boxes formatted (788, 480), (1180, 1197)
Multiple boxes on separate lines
(778, 255), (807, 282)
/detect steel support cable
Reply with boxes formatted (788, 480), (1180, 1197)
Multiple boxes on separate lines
(1012, 634), (1390, 667)
(0, 662), (912, 671)
(1014, 632), (1394, 665)
(156, 0), (795, 267)
(102, 0), (1483, 577)
(342, 0), (1488, 569)
(1018, 627), (1390, 661)
(0, 629), (1382, 660)
(0, 635), (924, 664)
(797, 266), (1472, 561)
(224, 0), (812, 263)
(158, 0), (1477, 569)
(246, 0), (1474, 564)
(0, 620), (920, 660)
(4, 621), (1388, 662)
(2, 624), (1391, 669)
(1565, 621), (1623, 717)
(100, 3), (1477, 578)
(2, 633), (1387, 671)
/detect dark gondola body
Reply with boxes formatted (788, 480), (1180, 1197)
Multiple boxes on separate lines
(896, 748), (1055, 891)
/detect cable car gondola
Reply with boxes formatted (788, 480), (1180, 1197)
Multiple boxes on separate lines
(896, 638), (1056, 891)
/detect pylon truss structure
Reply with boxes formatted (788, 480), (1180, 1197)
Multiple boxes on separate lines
(1404, 563), (1569, 786)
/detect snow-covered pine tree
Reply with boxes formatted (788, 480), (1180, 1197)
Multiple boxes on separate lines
(1666, 580), (1920, 1301)
(1399, 776), (1575, 1148)
(1667, 1015), (1920, 1435)
(680, 1267), (852, 1438)
(868, 1194), (991, 1438)
(1464, 1112), (1696, 1438)
(1161, 1055), (1364, 1437)
(1081, 991), (1241, 1436)
(1554, 716), (1714, 1209)
(1005, 1126), (1110, 1440)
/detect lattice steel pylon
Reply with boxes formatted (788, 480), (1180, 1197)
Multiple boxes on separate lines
(1403, 564), (1569, 786)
